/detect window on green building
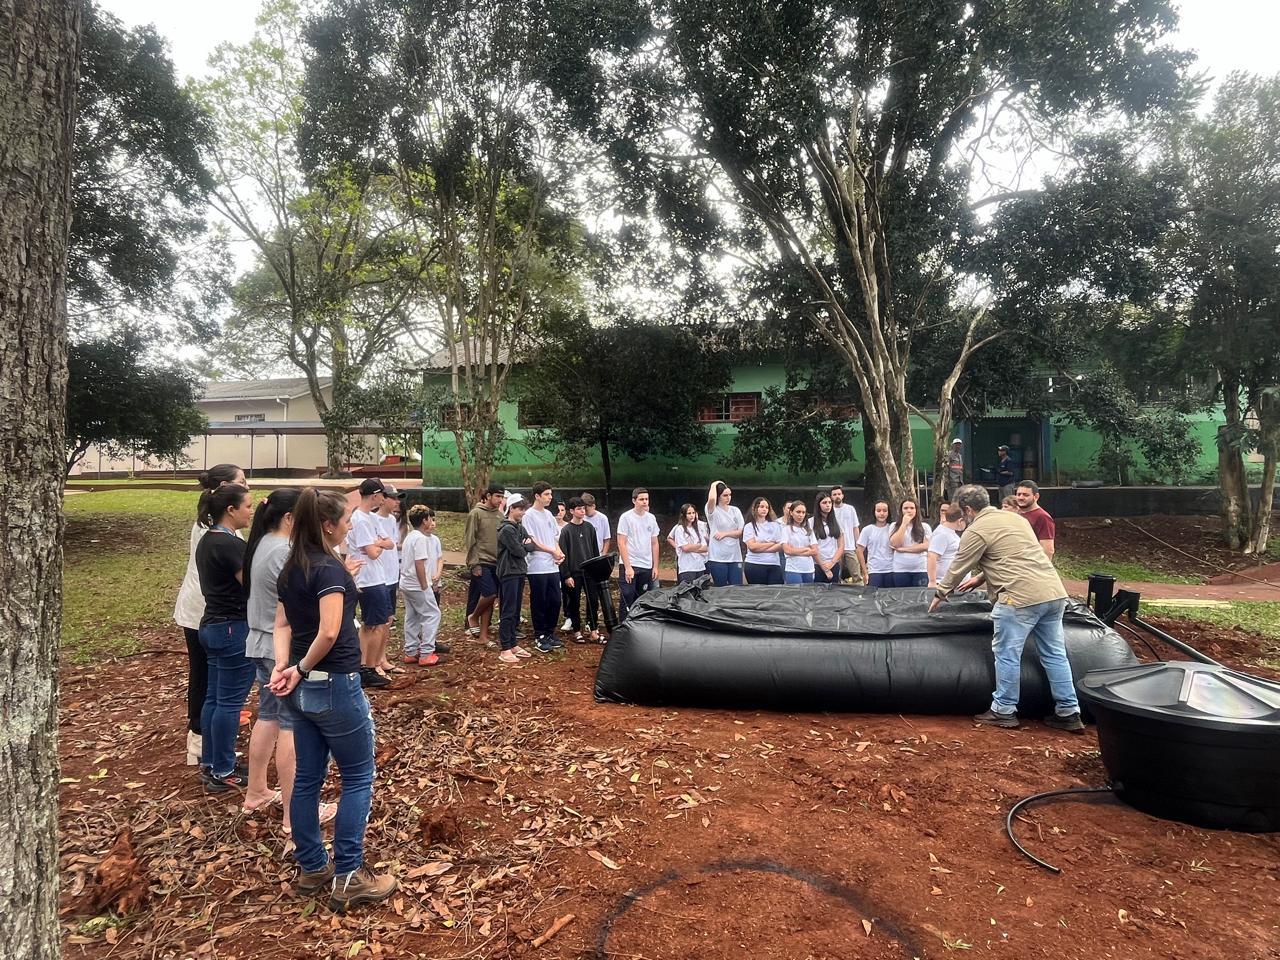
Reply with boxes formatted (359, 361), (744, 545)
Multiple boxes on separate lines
(699, 392), (761, 423)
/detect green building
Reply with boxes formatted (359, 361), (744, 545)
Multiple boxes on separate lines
(419, 359), (1227, 488)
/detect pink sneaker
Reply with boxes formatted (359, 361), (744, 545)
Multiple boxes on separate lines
(417, 654), (440, 667)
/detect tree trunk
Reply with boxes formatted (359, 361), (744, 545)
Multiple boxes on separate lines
(1248, 390), (1279, 555)
(599, 432), (613, 497)
(860, 414), (903, 508)
(1217, 377), (1251, 550)
(0, 2), (80, 957)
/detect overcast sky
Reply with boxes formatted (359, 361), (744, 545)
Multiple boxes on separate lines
(101, 0), (1279, 86)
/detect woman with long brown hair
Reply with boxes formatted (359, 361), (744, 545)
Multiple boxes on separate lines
(270, 488), (395, 911)
(888, 496), (932, 588)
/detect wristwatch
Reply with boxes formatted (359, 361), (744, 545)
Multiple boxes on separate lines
(296, 663), (310, 680)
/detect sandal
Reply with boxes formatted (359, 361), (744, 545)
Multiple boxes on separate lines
(498, 651), (521, 665)
(573, 633), (586, 644)
(282, 802), (338, 835)
(241, 789), (282, 814)
(512, 646), (533, 659)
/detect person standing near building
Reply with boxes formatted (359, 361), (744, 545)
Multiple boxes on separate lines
(399, 505), (443, 666)
(888, 497), (932, 588)
(780, 501), (820, 584)
(857, 501), (896, 588)
(945, 439), (965, 502)
(375, 484), (401, 672)
(927, 503), (965, 587)
(996, 445), (1017, 498)
(617, 487), (662, 618)
(1015, 480), (1056, 559)
(346, 479), (393, 689)
(741, 497), (785, 585)
(929, 484), (1084, 733)
(174, 463), (244, 766)
(559, 498), (602, 641)
(668, 502), (710, 584)
(463, 484), (505, 646)
(704, 480), (744, 586)
(581, 493), (612, 555)
(523, 482), (566, 652)
(829, 485), (861, 584)
(809, 492), (844, 584)
(496, 498), (534, 664)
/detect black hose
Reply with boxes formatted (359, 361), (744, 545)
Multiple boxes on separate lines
(1114, 619), (1164, 661)
(1006, 786), (1114, 874)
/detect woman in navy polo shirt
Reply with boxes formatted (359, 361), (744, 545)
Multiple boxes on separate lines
(269, 488), (396, 912)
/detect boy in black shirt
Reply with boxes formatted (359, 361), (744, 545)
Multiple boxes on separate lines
(558, 497), (601, 643)
(496, 499), (533, 664)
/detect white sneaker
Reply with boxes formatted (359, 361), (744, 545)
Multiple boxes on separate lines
(561, 618), (573, 632)
(185, 730), (202, 766)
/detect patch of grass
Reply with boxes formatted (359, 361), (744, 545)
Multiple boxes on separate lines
(434, 511), (466, 553)
(1054, 552), (1202, 585)
(63, 490), (199, 661)
(1143, 600), (1280, 643)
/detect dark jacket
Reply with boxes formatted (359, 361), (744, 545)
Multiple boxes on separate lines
(558, 521), (600, 578)
(497, 519), (531, 580)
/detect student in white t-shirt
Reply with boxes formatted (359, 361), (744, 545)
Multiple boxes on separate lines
(376, 489), (402, 672)
(617, 487), (661, 618)
(888, 497), (932, 588)
(927, 502), (965, 588)
(742, 497), (784, 585)
(399, 505), (442, 665)
(809, 492), (846, 584)
(830, 484), (862, 583)
(857, 500), (896, 588)
(345, 478), (396, 688)
(781, 501), (820, 584)
(667, 503), (710, 584)
(704, 480), (744, 586)
(582, 493), (612, 555)
(523, 481), (566, 652)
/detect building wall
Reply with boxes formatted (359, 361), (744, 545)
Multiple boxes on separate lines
(72, 386), (336, 476)
(420, 362), (1237, 488)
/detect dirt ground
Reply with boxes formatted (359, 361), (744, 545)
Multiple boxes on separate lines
(1055, 515), (1275, 580)
(59, 588), (1280, 960)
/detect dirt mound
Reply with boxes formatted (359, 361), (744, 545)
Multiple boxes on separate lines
(1208, 560), (1280, 585)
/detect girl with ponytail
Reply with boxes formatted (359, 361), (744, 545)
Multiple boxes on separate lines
(174, 464), (244, 766)
(269, 488), (395, 910)
(194, 481), (255, 791)
(241, 489), (336, 830)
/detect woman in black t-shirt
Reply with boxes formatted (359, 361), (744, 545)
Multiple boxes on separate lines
(269, 488), (396, 911)
(194, 483), (255, 791)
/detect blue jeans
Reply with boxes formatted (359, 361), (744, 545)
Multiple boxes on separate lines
(867, 572), (894, 588)
(527, 572), (562, 638)
(990, 598), (1080, 717)
(499, 577), (524, 650)
(288, 672), (375, 875)
(744, 562), (783, 585)
(892, 571), (928, 587)
(784, 570), (815, 584)
(618, 566), (655, 620)
(705, 561), (742, 586)
(198, 620), (254, 777)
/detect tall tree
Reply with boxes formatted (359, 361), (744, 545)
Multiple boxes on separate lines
(0, 1), (81, 957)
(518, 315), (732, 492)
(534, 0), (1188, 503)
(65, 331), (207, 476)
(202, 0), (434, 476)
(1167, 73), (1280, 552)
(300, 0), (587, 498)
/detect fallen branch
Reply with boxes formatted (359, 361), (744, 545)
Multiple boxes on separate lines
(531, 913), (575, 949)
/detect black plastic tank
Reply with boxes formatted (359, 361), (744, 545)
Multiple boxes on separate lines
(1077, 662), (1280, 832)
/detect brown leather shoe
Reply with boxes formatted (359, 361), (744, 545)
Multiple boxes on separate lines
(329, 866), (397, 912)
(297, 861), (334, 896)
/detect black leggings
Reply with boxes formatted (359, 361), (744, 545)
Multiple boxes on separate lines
(183, 626), (208, 734)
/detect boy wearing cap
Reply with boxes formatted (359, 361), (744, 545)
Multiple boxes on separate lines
(997, 445), (1017, 498)
(463, 483), (505, 646)
(347, 478), (394, 688)
(945, 439), (965, 502)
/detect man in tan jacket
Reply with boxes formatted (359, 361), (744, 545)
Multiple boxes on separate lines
(928, 484), (1083, 733)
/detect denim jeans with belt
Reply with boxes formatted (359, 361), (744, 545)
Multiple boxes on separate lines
(198, 620), (254, 777)
(288, 671), (375, 875)
(989, 598), (1080, 717)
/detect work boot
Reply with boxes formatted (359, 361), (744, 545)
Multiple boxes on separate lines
(329, 867), (397, 912)
(296, 861), (335, 896)
(972, 708), (1019, 729)
(1044, 712), (1086, 734)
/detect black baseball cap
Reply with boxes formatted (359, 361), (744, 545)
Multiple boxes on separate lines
(485, 482), (505, 496)
(359, 478), (387, 496)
